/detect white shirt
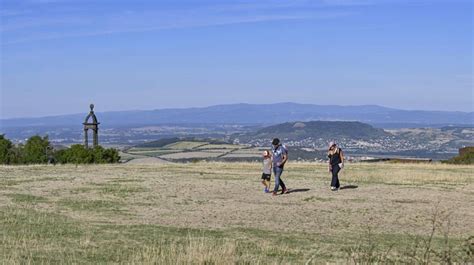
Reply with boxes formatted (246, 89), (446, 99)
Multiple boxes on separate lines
(263, 158), (272, 174)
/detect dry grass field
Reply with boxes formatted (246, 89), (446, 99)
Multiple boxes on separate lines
(0, 162), (473, 264)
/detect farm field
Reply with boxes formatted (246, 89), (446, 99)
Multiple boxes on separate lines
(0, 162), (473, 264)
(124, 140), (260, 162)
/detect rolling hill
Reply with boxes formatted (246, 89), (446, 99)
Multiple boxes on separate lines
(236, 121), (391, 142)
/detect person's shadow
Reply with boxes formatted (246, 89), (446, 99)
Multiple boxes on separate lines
(286, 188), (310, 194)
(340, 185), (358, 190)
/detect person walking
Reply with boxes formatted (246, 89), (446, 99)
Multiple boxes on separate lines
(328, 141), (344, 191)
(261, 150), (272, 193)
(271, 138), (288, 196)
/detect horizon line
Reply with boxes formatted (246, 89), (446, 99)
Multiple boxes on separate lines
(1, 102), (473, 121)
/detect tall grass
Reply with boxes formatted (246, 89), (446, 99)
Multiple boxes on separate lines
(343, 204), (474, 264)
(129, 237), (238, 264)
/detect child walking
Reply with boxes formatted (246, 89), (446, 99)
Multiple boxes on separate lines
(261, 150), (272, 193)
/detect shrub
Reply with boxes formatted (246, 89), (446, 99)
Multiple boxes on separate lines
(0, 135), (120, 165)
(55, 144), (120, 164)
(0, 134), (13, 164)
(22, 135), (53, 164)
(444, 147), (474, 165)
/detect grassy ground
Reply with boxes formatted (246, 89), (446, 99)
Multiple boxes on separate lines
(0, 162), (473, 264)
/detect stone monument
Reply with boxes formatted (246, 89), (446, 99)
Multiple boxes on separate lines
(83, 104), (100, 148)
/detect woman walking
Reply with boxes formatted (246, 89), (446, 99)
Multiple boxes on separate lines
(328, 141), (344, 191)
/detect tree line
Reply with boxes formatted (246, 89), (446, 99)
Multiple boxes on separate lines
(0, 135), (120, 165)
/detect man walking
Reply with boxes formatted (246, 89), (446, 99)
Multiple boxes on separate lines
(271, 138), (288, 196)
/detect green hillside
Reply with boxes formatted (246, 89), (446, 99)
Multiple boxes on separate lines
(246, 121), (390, 140)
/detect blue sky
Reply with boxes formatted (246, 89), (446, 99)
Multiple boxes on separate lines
(1, 0), (472, 118)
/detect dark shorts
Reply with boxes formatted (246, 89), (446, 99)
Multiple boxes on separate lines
(261, 173), (271, 181)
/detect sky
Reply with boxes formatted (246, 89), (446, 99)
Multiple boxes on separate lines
(0, 0), (472, 119)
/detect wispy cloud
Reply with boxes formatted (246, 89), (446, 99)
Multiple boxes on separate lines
(0, 9), (33, 17)
(323, 0), (471, 4)
(1, 1), (356, 45)
(2, 0), (467, 45)
(3, 15), (312, 44)
(322, 0), (375, 6)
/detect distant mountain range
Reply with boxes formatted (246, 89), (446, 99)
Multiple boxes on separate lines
(1, 103), (473, 128)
